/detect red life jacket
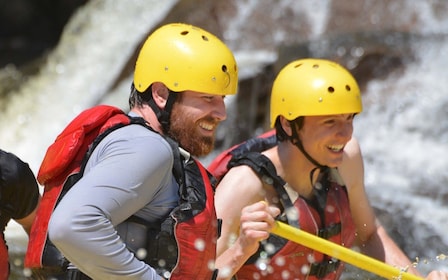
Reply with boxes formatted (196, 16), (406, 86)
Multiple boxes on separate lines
(208, 130), (356, 280)
(0, 237), (8, 280)
(170, 158), (218, 280)
(24, 105), (219, 279)
(235, 176), (356, 280)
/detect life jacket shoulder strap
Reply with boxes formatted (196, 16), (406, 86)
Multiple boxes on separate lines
(228, 152), (299, 228)
(208, 130), (277, 181)
(76, 115), (147, 178)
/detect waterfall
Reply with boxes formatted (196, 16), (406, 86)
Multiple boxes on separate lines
(3, 0), (448, 278)
(0, 0), (179, 172)
(354, 36), (448, 273)
(2, 0), (179, 276)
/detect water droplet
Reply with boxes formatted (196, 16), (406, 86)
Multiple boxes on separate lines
(306, 253), (316, 263)
(158, 258), (166, 267)
(208, 259), (216, 270)
(136, 248), (147, 259)
(275, 256), (286, 266)
(256, 259), (268, 271)
(285, 207), (299, 221)
(281, 269), (291, 279)
(22, 268), (32, 277)
(264, 243), (276, 254)
(162, 271), (171, 279)
(301, 264), (310, 275)
(218, 265), (233, 278)
(195, 238), (205, 251)
(437, 254), (447, 261)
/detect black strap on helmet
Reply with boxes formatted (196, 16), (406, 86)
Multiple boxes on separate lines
(147, 90), (178, 134)
(289, 120), (326, 169)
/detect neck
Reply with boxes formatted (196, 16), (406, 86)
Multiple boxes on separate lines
(269, 141), (318, 199)
(131, 105), (164, 134)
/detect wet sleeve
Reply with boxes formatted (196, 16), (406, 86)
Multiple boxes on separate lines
(0, 149), (39, 219)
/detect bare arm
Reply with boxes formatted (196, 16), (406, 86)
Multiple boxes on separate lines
(15, 196), (40, 235)
(339, 137), (421, 275)
(214, 165), (279, 280)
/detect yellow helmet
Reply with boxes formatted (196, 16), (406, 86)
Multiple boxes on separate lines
(134, 23), (238, 95)
(270, 58), (362, 127)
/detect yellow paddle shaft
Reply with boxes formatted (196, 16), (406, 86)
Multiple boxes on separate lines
(271, 221), (423, 280)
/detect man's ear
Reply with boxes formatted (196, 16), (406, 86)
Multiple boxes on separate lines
(151, 82), (169, 109)
(280, 116), (293, 137)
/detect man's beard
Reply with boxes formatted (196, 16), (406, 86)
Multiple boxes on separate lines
(168, 107), (216, 157)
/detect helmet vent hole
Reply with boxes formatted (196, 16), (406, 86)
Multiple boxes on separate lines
(312, 64), (319, 69)
(328, 86), (335, 93)
(346, 85), (351, 91)
(202, 35), (209, 41)
(180, 31), (189, 36)
(222, 65), (228, 73)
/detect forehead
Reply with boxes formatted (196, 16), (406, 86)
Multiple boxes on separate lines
(178, 90), (213, 98)
(304, 114), (354, 123)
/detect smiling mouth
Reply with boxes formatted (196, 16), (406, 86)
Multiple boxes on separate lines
(328, 144), (344, 152)
(199, 121), (215, 132)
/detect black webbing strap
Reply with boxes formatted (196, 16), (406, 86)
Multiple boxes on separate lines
(309, 259), (341, 278)
(67, 269), (92, 280)
(228, 152), (299, 228)
(311, 167), (342, 240)
(229, 153), (343, 277)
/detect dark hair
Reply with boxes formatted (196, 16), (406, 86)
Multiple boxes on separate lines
(275, 116), (304, 141)
(129, 83), (153, 109)
(128, 83), (181, 133)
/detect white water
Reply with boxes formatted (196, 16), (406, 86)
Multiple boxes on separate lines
(354, 37), (448, 273)
(0, 0), (179, 172)
(3, 0), (180, 272)
(3, 0), (448, 277)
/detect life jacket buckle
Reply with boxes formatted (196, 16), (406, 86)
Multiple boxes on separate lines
(309, 259), (340, 278)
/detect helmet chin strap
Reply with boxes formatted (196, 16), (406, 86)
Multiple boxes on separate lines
(148, 90), (178, 134)
(289, 120), (328, 187)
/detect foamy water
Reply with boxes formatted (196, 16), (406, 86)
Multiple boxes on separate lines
(3, 0), (448, 278)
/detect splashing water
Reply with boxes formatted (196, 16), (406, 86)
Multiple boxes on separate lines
(354, 36), (448, 274)
(3, 1), (448, 279)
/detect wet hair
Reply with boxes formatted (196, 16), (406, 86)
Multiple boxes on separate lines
(275, 116), (304, 142)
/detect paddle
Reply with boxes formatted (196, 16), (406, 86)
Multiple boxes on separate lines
(271, 221), (423, 280)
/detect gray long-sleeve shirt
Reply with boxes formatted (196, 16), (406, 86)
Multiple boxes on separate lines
(48, 121), (179, 279)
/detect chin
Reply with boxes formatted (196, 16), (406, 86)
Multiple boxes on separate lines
(200, 129), (215, 138)
(328, 158), (344, 168)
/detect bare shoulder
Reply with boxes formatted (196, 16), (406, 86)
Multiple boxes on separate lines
(343, 137), (362, 158)
(339, 137), (365, 191)
(215, 164), (264, 205)
(217, 164), (264, 192)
